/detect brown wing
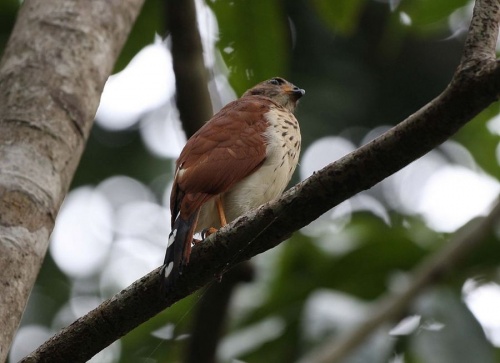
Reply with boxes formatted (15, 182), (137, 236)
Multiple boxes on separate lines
(171, 96), (271, 222)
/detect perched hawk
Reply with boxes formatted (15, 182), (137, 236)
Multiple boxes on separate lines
(164, 77), (304, 287)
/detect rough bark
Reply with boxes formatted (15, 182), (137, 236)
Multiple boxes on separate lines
(19, 0), (500, 361)
(0, 0), (144, 361)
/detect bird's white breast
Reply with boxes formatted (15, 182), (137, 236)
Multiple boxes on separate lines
(196, 107), (301, 231)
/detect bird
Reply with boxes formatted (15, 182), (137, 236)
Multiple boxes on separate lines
(163, 77), (305, 288)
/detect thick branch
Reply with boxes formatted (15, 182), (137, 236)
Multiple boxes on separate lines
(0, 0), (144, 360)
(298, 198), (500, 363)
(460, 0), (500, 66)
(21, 0), (500, 361)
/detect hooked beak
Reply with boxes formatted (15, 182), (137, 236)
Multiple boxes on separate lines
(285, 85), (305, 100)
(294, 87), (305, 98)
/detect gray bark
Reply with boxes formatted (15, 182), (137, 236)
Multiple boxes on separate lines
(0, 0), (144, 360)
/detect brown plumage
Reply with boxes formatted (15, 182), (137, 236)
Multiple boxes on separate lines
(163, 77), (304, 287)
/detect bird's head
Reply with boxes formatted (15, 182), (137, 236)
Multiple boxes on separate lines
(242, 77), (305, 113)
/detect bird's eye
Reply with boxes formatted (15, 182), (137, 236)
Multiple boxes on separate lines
(269, 78), (283, 86)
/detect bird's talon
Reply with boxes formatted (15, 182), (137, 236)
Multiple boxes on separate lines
(201, 227), (218, 240)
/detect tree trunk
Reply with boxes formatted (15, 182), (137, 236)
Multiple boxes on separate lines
(0, 0), (144, 360)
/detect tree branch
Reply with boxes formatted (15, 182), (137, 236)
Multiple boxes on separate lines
(166, 0), (213, 137)
(0, 0), (144, 360)
(21, 0), (500, 361)
(298, 197), (500, 363)
(186, 263), (254, 363)
(460, 0), (500, 67)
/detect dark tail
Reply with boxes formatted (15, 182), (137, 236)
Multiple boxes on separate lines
(163, 212), (199, 290)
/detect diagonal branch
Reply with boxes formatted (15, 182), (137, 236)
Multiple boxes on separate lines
(21, 0), (500, 361)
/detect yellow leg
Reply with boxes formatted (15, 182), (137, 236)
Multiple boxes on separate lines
(200, 195), (227, 241)
(216, 195), (227, 226)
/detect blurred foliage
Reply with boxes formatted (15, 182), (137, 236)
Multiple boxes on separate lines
(114, 0), (165, 72)
(408, 288), (495, 363)
(455, 104), (500, 176)
(207, 0), (289, 95)
(2, 0), (500, 362)
(0, 0), (17, 53)
(400, 0), (470, 28)
(310, 0), (365, 35)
